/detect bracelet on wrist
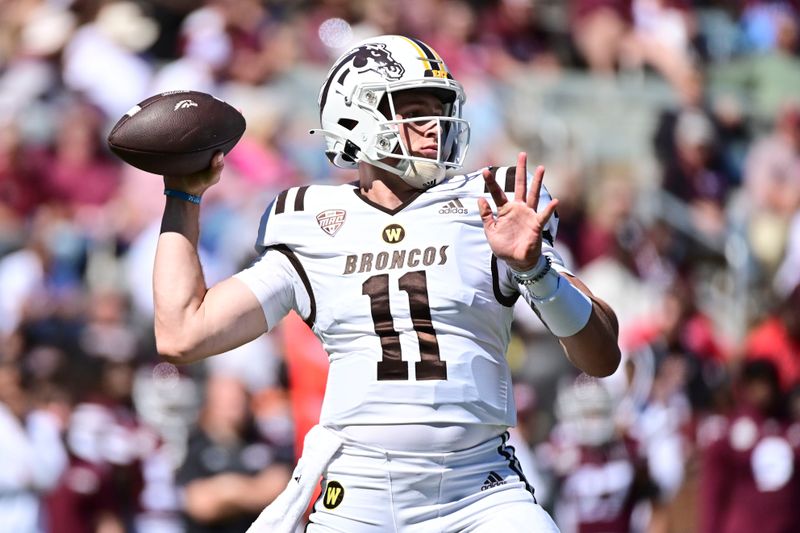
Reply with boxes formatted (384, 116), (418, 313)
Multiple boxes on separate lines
(511, 255), (552, 285)
(164, 189), (202, 205)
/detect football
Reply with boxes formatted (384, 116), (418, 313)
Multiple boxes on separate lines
(107, 90), (246, 176)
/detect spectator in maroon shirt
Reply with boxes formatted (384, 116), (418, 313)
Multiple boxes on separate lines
(698, 358), (800, 533)
(745, 284), (800, 392)
(37, 99), (120, 210)
(0, 117), (47, 220)
(539, 379), (664, 533)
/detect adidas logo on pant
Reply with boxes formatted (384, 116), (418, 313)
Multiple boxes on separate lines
(481, 471), (506, 491)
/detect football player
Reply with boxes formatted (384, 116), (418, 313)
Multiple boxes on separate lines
(153, 35), (620, 532)
(699, 359), (800, 533)
(541, 379), (664, 533)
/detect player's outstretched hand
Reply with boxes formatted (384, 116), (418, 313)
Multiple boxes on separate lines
(478, 152), (559, 272)
(163, 151), (225, 197)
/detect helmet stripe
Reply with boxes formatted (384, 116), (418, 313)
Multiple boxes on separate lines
(401, 36), (434, 71)
(409, 38), (442, 72)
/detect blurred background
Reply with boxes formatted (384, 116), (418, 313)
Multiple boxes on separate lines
(1, 0), (799, 532)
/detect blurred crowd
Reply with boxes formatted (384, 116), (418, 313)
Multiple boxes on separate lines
(1, 0), (799, 532)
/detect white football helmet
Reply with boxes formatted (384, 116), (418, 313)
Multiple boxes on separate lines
(313, 35), (470, 189)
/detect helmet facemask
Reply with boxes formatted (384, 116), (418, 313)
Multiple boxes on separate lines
(371, 86), (470, 189)
(314, 36), (471, 189)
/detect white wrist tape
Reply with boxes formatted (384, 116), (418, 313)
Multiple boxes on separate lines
(521, 269), (593, 337)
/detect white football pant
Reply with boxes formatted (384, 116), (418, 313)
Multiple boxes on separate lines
(305, 432), (560, 532)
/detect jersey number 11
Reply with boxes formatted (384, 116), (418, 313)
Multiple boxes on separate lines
(362, 271), (448, 381)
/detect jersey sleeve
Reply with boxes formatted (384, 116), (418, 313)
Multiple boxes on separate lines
(235, 190), (313, 330)
(254, 197), (278, 253)
(234, 249), (308, 331)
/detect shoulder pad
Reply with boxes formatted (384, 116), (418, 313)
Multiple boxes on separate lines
(255, 185), (314, 252)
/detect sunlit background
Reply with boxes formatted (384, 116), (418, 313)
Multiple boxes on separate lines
(1, 1), (799, 532)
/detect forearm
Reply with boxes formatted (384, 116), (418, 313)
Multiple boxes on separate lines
(518, 264), (620, 377)
(154, 198), (208, 360)
(559, 290), (621, 377)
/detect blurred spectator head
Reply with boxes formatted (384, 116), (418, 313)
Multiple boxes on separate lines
(776, 101), (800, 150)
(179, 5), (231, 70)
(94, 1), (159, 53)
(657, 279), (694, 339)
(676, 68), (705, 108)
(53, 97), (106, 162)
(200, 374), (252, 442)
(18, 3), (77, 59)
(587, 171), (637, 237)
(775, 9), (799, 53)
(0, 361), (26, 417)
(555, 378), (617, 447)
(675, 109), (716, 150)
(354, 0), (402, 37)
(79, 289), (137, 363)
(737, 358), (783, 416)
(100, 359), (135, 404)
(675, 108), (717, 166)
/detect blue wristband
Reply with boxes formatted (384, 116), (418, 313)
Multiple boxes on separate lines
(164, 189), (202, 205)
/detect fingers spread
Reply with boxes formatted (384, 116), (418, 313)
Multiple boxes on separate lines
(527, 165), (545, 210)
(477, 197), (495, 226)
(514, 152), (527, 202)
(537, 198), (559, 227)
(482, 167), (507, 207)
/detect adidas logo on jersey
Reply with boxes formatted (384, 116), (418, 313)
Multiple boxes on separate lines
(481, 471), (506, 491)
(439, 199), (468, 215)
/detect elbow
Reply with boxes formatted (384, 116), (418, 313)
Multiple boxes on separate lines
(155, 328), (202, 365)
(565, 337), (621, 378)
(585, 343), (622, 378)
(596, 345), (622, 377)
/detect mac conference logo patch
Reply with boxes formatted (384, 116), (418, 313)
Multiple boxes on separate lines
(323, 480), (345, 509)
(316, 209), (346, 236)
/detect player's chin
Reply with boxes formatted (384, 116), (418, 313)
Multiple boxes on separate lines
(414, 149), (439, 159)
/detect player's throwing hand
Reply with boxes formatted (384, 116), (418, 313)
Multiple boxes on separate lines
(163, 152), (225, 198)
(478, 152), (559, 272)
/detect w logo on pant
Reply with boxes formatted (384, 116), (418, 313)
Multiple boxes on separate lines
(323, 480), (345, 509)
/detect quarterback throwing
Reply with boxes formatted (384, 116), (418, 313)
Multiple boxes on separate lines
(153, 35), (620, 532)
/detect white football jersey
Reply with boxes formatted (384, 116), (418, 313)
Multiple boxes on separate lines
(235, 167), (563, 429)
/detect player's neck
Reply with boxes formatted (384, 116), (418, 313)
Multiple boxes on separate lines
(358, 164), (418, 209)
